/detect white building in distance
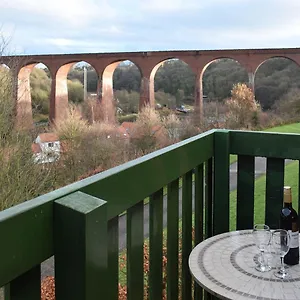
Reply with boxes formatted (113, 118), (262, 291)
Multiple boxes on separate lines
(32, 133), (60, 164)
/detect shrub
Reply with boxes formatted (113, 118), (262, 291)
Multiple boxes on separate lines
(274, 88), (300, 122)
(66, 137), (117, 180)
(203, 100), (228, 129)
(0, 132), (57, 210)
(54, 104), (88, 141)
(155, 90), (176, 109)
(225, 83), (260, 129)
(179, 116), (202, 140)
(130, 105), (167, 154)
(115, 90), (140, 114)
(162, 113), (181, 143)
(258, 111), (284, 129)
(51, 105), (89, 181)
(53, 115), (130, 183)
(157, 106), (173, 118)
(68, 79), (84, 104)
(80, 98), (95, 124)
(30, 68), (51, 116)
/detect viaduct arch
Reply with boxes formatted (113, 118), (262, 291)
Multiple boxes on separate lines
(1, 48), (300, 128)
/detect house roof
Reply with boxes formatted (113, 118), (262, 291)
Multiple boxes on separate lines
(121, 122), (136, 133)
(31, 143), (41, 154)
(38, 133), (59, 143)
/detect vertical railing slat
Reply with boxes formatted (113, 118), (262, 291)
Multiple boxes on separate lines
(298, 161), (300, 214)
(236, 155), (255, 230)
(204, 158), (213, 300)
(194, 164), (204, 300)
(265, 158), (285, 229)
(194, 164), (204, 245)
(205, 158), (213, 239)
(4, 265), (41, 300)
(127, 201), (144, 300)
(108, 217), (119, 300)
(182, 170), (193, 300)
(149, 188), (164, 300)
(213, 131), (230, 235)
(167, 179), (179, 300)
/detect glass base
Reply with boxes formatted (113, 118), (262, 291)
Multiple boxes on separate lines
(274, 269), (289, 279)
(255, 264), (271, 272)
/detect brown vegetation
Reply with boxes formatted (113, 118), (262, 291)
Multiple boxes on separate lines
(2, 78), (299, 211)
(1, 81), (296, 209)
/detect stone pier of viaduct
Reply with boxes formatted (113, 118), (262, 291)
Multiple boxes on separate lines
(1, 48), (300, 128)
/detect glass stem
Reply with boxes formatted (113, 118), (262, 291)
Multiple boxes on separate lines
(280, 256), (285, 273)
(260, 250), (265, 267)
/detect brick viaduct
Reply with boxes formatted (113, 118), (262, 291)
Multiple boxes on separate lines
(1, 47), (300, 128)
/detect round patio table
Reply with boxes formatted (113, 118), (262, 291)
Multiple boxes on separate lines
(189, 230), (300, 300)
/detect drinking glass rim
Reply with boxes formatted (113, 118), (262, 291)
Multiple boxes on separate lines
(254, 224), (270, 230)
(272, 229), (289, 235)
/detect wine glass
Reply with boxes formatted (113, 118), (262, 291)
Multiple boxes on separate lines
(272, 229), (290, 279)
(253, 224), (272, 272)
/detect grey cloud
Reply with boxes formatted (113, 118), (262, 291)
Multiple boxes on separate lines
(2, 0), (300, 54)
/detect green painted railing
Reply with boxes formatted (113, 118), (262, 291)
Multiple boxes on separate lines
(1, 129), (300, 299)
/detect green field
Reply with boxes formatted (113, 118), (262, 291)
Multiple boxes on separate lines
(264, 123), (300, 134)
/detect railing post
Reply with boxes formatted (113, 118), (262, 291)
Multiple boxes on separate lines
(213, 130), (230, 235)
(54, 191), (108, 300)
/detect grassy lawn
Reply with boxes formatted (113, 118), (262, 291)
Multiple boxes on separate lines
(264, 123), (300, 134)
(230, 154), (237, 164)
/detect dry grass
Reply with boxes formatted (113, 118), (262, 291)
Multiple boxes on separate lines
(129, 105), (169, 153)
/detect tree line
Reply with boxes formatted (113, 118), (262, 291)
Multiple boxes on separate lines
(30, 57), (300, 121)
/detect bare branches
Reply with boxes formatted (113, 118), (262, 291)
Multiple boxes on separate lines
(0, 25), (13, 57)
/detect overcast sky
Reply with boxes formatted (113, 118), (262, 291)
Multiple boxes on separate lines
(1, 0), (300, 55)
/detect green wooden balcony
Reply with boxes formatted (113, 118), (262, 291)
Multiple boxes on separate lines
(0, 129), (299, 300)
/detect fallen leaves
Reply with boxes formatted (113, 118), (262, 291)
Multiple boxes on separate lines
(41, 276), (55, 300)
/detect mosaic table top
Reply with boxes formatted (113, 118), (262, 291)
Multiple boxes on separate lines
(189, 230), (300, 300)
